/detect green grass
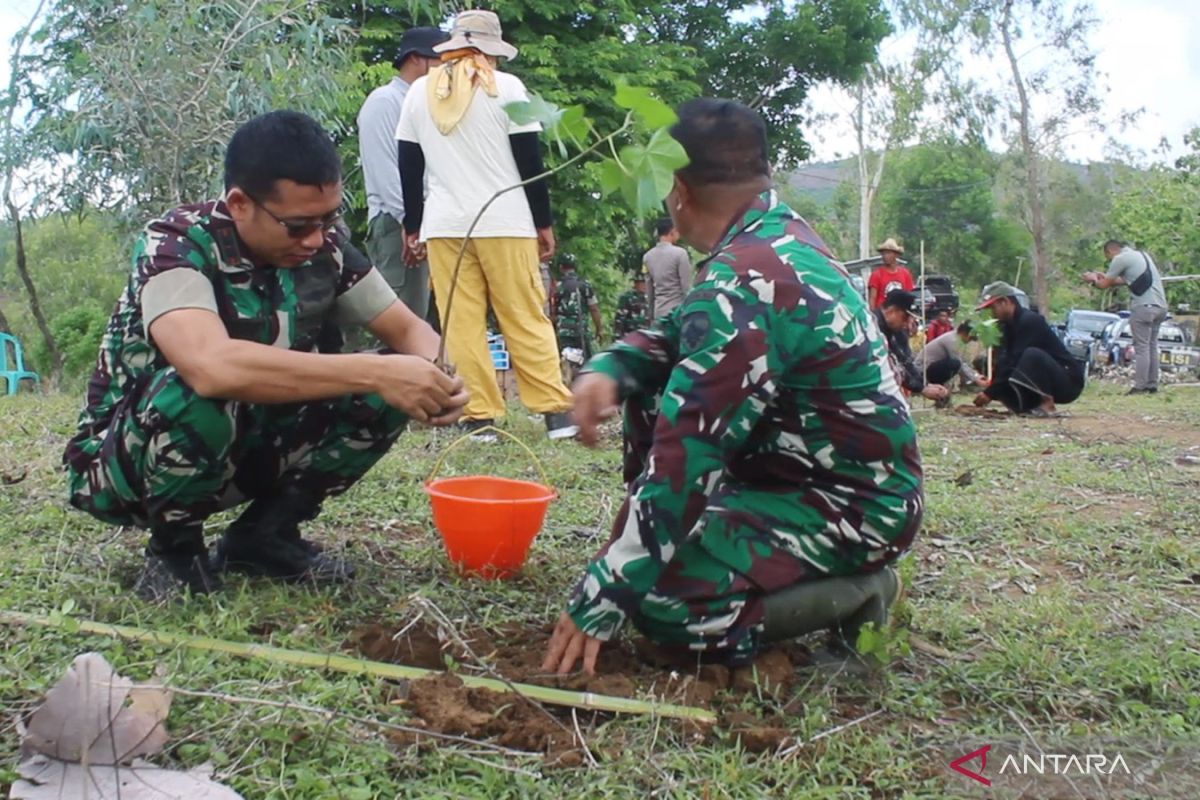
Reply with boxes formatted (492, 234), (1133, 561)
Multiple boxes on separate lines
(1, 383), (1198, 798)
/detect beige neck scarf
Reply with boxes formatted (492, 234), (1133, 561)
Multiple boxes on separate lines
(428, 49), (498, 135)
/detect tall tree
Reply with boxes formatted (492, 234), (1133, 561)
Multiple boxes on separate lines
(877, 138), (1028, 293)
(16, 0), (359, 221)
(2, 0), (61, 378)
(827, 0), (984, 257)
(968, 0), (1107, 312)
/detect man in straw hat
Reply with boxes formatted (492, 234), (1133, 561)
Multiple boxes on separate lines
(395, 9), (577, 441)
(868, 237), (914, 309)
(973, 281), (1083, 416)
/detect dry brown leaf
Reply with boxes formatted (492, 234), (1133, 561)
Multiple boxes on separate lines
(21, 652), (171, 765)
(15, 653), (243, 798)
(12, 754), (244, 799)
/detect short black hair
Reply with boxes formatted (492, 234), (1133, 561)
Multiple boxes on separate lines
(655, 217), (675, 237)
(224, 111), (342, 199)
(957, 321), (973, 335)
(1103, 239), (1126, 251)
(669, 99), (770, 186)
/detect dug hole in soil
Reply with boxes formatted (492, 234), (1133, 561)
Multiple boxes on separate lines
(345, 621), (819, 763)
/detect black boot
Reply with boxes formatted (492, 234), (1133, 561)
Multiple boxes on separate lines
(135, 523), (222, 602)
(214, 485), (355, 584)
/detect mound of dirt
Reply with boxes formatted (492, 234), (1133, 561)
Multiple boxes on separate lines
(351, 620), (825, 763)
(404, 673), (581, 763)
(721, 710), (790, 753)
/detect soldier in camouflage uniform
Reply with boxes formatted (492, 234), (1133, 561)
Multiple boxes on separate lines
(63, 111), (467, 601)
(612, 275), (649, 339)
(544, 100), (922, 674)
(552, 253), (604, 382)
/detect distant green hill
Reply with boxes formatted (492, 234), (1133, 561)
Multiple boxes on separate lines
(784, 159), (855, 206)
(783, 155), (1125, 207)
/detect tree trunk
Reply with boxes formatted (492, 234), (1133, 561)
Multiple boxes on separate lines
(1001, 0), (1050, 312)
(0, 303), (10, 333)
(7, 200), (61, 379)
(855, 88), (871, 259)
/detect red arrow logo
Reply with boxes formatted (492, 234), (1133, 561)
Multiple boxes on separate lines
(950, 744), (992, 786)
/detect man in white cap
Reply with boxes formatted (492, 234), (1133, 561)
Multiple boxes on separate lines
(357, 27), (449, 320)
(395, 9), (576, 441)
(868, 238), (914, 309)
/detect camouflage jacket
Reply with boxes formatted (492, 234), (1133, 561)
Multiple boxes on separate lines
(553, 274), (595, 346)
(568, 191), (924, 640)
(612, 288), (649, 337)
(66, 200), (392, 447)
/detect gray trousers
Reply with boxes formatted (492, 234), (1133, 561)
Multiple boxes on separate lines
(366, 212), (430, 320)
(1130, 304), (1168, 390)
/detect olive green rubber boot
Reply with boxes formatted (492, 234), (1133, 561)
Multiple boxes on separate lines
(761, 567), (903, 673)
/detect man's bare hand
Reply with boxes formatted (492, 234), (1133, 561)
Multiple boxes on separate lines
(430, 383), (469, 426)
(572, 372), (619, 447)
(921, 384), (949, 401)
(373, 355), (463, 423)
(542, 612), (603, 675)
(404, 233), (427, 267)
(537, 227), (556, 263)
(973, 391), (992, 408)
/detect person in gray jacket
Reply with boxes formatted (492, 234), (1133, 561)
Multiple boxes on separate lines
(357, 27), (448, 319)
(1084, 240), (1168, 394)
(643, 217), (693, 318)
(915, 322), (982, 389)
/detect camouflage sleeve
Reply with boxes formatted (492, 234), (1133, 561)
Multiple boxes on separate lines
(568, 283), (784, 640)
(582, 311), (680, 399)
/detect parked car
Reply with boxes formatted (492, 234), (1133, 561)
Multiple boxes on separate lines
(916, 274), (959, 315)
(1099, 318), (1200, 373)
(1058, 309), (1120, 371)
(847, 272), (867, 302)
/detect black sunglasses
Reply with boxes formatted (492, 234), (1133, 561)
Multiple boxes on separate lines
(250, 195), (345, 239)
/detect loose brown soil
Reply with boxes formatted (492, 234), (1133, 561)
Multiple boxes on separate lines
(346, 621), (828, 762)
(953, 405), (1012, 419)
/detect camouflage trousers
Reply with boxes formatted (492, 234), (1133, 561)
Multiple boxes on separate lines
(610, 394), (869, 664)
(65, 367), (407, 530)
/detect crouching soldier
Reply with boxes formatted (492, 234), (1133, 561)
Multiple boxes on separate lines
(63, 111), (467, 601)
(542, 100), (921, 675)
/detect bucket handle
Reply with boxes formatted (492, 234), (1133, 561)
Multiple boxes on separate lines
(427, 426), (550, 487)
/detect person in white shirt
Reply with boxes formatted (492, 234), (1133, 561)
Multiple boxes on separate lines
(357, 27), (448, 320)
(395, 10), (575, 440)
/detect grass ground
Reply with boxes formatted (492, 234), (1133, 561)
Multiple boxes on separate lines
(0, 383), (1198, 798)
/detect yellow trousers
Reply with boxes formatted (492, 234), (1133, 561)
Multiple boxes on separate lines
(428, 237), (572, 420)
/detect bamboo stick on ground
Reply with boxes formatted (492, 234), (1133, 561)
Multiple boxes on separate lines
(0, 610), (717, 724)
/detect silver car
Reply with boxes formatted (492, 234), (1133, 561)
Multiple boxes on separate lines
(1101, 318), (1200, 373)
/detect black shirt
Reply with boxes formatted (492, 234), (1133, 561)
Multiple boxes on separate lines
(986, 305), (1084, 398)
(875, 308), (923, 392)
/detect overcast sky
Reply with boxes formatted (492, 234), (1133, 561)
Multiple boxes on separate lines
(2, 0), (1197, 166)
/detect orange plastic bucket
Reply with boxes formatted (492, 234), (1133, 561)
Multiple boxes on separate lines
(424, 427), (556, 579)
